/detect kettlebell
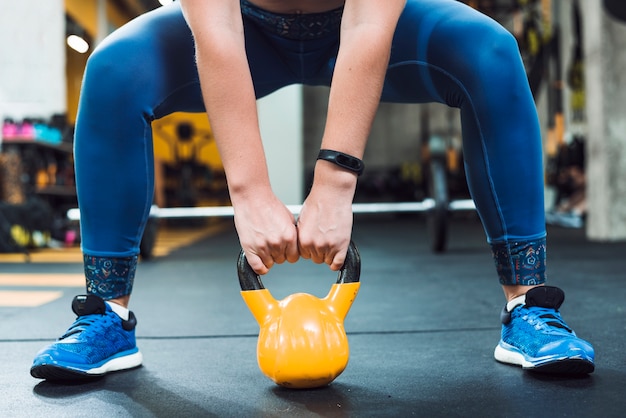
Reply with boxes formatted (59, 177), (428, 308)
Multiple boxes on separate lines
(238, 241), (361, 389)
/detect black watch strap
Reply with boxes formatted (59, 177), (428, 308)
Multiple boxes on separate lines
(317, 149), (364, 176)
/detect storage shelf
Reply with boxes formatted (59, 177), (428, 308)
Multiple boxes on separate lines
(2, 138), (73, 154)
(34, 185), (77, 196)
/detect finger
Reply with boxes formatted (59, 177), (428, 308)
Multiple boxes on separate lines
(285, 238), (300, 263)
(271, 249), (287, 264)
(300, 248), (312, 260)
(270, 228), (297, 265)
(246, 252), (271, 275)
(324, 251), (336, 268)
(297, 231), (312, 260)
(309, 246), (326, 264)
(329, 249), (346, 271)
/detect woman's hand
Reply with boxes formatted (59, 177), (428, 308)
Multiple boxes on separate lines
(233, 192), (299, 275)
(294, 1), (404, 270)
(182, 0), (299, 276)
(297, 165), (356, 271)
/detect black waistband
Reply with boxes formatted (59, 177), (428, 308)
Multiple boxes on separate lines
(241, 1), (343, 40)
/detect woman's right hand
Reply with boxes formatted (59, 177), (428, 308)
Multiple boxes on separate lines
(233, 192), (300, 275)
(182, 0), (298, 276)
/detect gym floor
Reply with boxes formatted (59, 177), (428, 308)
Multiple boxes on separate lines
(1, 215), (625, 417)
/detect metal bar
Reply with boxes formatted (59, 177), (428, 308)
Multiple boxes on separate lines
(67, 199), (475, 221)
(448, 199), (476, 211)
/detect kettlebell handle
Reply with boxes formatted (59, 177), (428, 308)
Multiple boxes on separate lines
(238, 241), (361, 291)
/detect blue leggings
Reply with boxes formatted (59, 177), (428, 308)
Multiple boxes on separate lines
(75, 0), (546, 299)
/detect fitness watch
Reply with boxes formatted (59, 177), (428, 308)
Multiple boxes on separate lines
(317, 149), (364, 176)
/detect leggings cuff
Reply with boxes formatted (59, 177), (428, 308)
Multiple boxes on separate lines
(84, 255), (138, 300)
(491, 238), (547, 286)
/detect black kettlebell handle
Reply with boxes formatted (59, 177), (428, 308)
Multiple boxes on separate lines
(238, 241), (361, 291)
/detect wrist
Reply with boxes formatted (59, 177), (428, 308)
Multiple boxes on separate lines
(227, 175), (272, 202)
(313, 160), (359, 192)
(317, 149), (364, 176)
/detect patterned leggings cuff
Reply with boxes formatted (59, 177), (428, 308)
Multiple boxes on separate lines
(491, 238), (547, 286)
(84, 255), (138, 300)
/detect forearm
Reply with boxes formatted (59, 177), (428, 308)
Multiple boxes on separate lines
(196, 43), (271, 199)
(182, 1), (271, 201)
(322, 32), (390, 157)
(316, 2), (403, 189)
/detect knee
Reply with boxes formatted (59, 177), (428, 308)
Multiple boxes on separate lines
(82, 37), (152, 102)
(434, 21), (528, 109)
(477, 25), (522, 72)
(458, 23), (526, 90)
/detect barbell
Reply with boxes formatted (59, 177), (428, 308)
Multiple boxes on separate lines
(66, 199), (475, 221)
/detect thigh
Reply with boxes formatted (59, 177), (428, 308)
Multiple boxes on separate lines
(383, 0), (545, 242)
(78, 3), (204, 120)
(383, 0), (512, 104)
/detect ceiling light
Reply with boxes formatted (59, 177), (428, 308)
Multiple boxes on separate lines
(67, 34), (89, 54)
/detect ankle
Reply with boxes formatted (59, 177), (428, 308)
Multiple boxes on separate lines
(502, 284), (544, 302)
(105, 299), (130, 320)
(108, 295), (130, 309)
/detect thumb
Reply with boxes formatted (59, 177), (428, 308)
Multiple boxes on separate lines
(329, 250), (346, 272)
(246, 252), (270, 276)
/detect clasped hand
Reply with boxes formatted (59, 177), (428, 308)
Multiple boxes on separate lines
(234, 189), (354, 275)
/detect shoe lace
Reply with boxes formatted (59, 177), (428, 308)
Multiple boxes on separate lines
(59, 313), (111, 340)
(523, 306), (573, 334)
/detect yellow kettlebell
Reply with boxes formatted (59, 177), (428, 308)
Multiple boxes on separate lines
(238, 241), (361, 389)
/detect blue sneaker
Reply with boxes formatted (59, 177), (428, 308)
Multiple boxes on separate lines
(494, 286), (594, 374)
(31, 295), (142, 380)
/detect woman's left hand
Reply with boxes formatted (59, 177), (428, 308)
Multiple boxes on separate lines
(297, 168), (356, 271)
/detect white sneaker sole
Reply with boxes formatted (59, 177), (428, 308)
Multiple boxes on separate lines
(494, 342), (594, 374)
(84, 350), (143, 375)
(31, 349), (143, 380)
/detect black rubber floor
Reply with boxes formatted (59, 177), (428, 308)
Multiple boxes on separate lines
(1, 216), (625, 417)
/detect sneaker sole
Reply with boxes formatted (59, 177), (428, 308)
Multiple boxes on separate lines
(31, 350), (143, 381)
(494, 342), (594, 375)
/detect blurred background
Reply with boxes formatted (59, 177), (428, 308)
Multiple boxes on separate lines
(0, 0), (625, 259)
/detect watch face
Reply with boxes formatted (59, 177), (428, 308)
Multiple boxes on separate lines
(318, 150), (363, 175)
(335, 154), (361, 170)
